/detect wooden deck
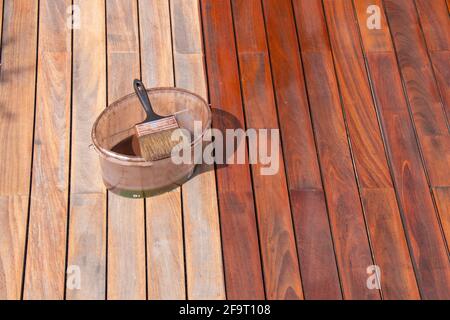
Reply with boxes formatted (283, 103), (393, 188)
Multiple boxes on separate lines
(0, 0), (449, 300)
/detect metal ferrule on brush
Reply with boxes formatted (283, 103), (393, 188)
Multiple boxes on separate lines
(135, 116), (179, 138)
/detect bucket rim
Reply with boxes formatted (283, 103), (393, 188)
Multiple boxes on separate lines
(91, 86), (212, 166)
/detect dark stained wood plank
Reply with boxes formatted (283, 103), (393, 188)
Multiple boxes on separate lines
(24, 0), (71, 300)
(66, 0), (107, 300)
(385, 0), (450, 267)
(415, 0), (450, 52)
(430, 51), (450, 122)
(201, 0), (264, 300)
(292, 0), (379, 300)
(106, 0), (146, 300)
(262, 0), (341, 300)
(357, 0), (450, 298)
(323, 0), (419, 299)
(384, 0), (450, 187)
(171, 0), (226, 300)
(139, 0), (185, 300)
(0, 0), (38, 300)
(323, 0), (393, 189)
(354, 0), (450, 299)
(415, 0), (450, 123)
(433, 187), (450, 245)
(232, 0), (303, 300)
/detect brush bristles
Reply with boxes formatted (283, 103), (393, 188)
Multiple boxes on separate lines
(135, 116), (181, 161)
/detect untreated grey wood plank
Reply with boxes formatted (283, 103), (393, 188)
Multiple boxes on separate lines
(0, 0), (38, 300)
(24, 0), (72, 300)
(106, 0), (146, 300)
(66, 0), (107, 300)
(139, 0), (185, 300)
(171, 0), (226, 300)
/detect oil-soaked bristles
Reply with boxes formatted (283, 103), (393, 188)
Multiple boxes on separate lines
(135, 116), (181, 161)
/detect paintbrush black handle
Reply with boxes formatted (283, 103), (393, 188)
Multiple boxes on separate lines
(133, 79), (164, 121)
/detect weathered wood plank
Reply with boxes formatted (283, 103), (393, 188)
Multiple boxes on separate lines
(262, 0), (341, 300)
(139, 0), (185, 300)
(0, 0), (38, 300)
(323, 0), (419, 299)
(170, 0), (225, 300)
(106, 0), (146, 300)
(293, 0), (379, 300)
(23, 0), (71, 300)
(66, 0), (107, 300)
(232, 0), (303, 300)
(201, 0), (264, 300)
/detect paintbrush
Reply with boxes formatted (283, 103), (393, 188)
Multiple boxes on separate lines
(133, 79), (181, 161)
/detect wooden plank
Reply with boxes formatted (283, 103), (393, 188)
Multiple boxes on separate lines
(232, 0), (303, 300)
(384, 0), (450, 271)
(430, 51), (450, 122)
(66, 0), (107, 300)
(23, 0), (71, 300)
(139, 0), (185, 300)
(415, 0), (450, 52)
(433, 187), (450, 245)
(384, 0), (450, 187)
(170, 0), (225, 300)
(292, 0), (379, 300)
(106, 0), (146, 300)
(262, 0), (341, 300)
(354, 0), (450, 299)
(414, 0), (450, 127)
(0, 0), (38, 300)
(323, 0), (419, 299)
(355, 1), (450, 294)
(0, 0), (3, 59)
(201, 0), (264, 300)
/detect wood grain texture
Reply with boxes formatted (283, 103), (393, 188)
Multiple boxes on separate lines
(106, 0), (146, 300)
(415, 0), (450, 52)
(293, 0), (379, 300)
(355, 0), (450, 298)
(0, 0), (38, 300)
(66, 0), (107, 300)
(384, 0), (450, 187)
(23, 0), (71, 300)
(171, 0), (226, 300)
(323, 0), (419, 299)
(262, 0), (341, 300)
(363, 53), (450, 299)
(433, 187), (450, 246)
(139, 0), (185, 300)
(414, 0), (450, 126)
(232, 0), (303, 300)
(430, 51), (450, 122)
(0, 0), (2, 55)
(201, 0), (264, 300)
